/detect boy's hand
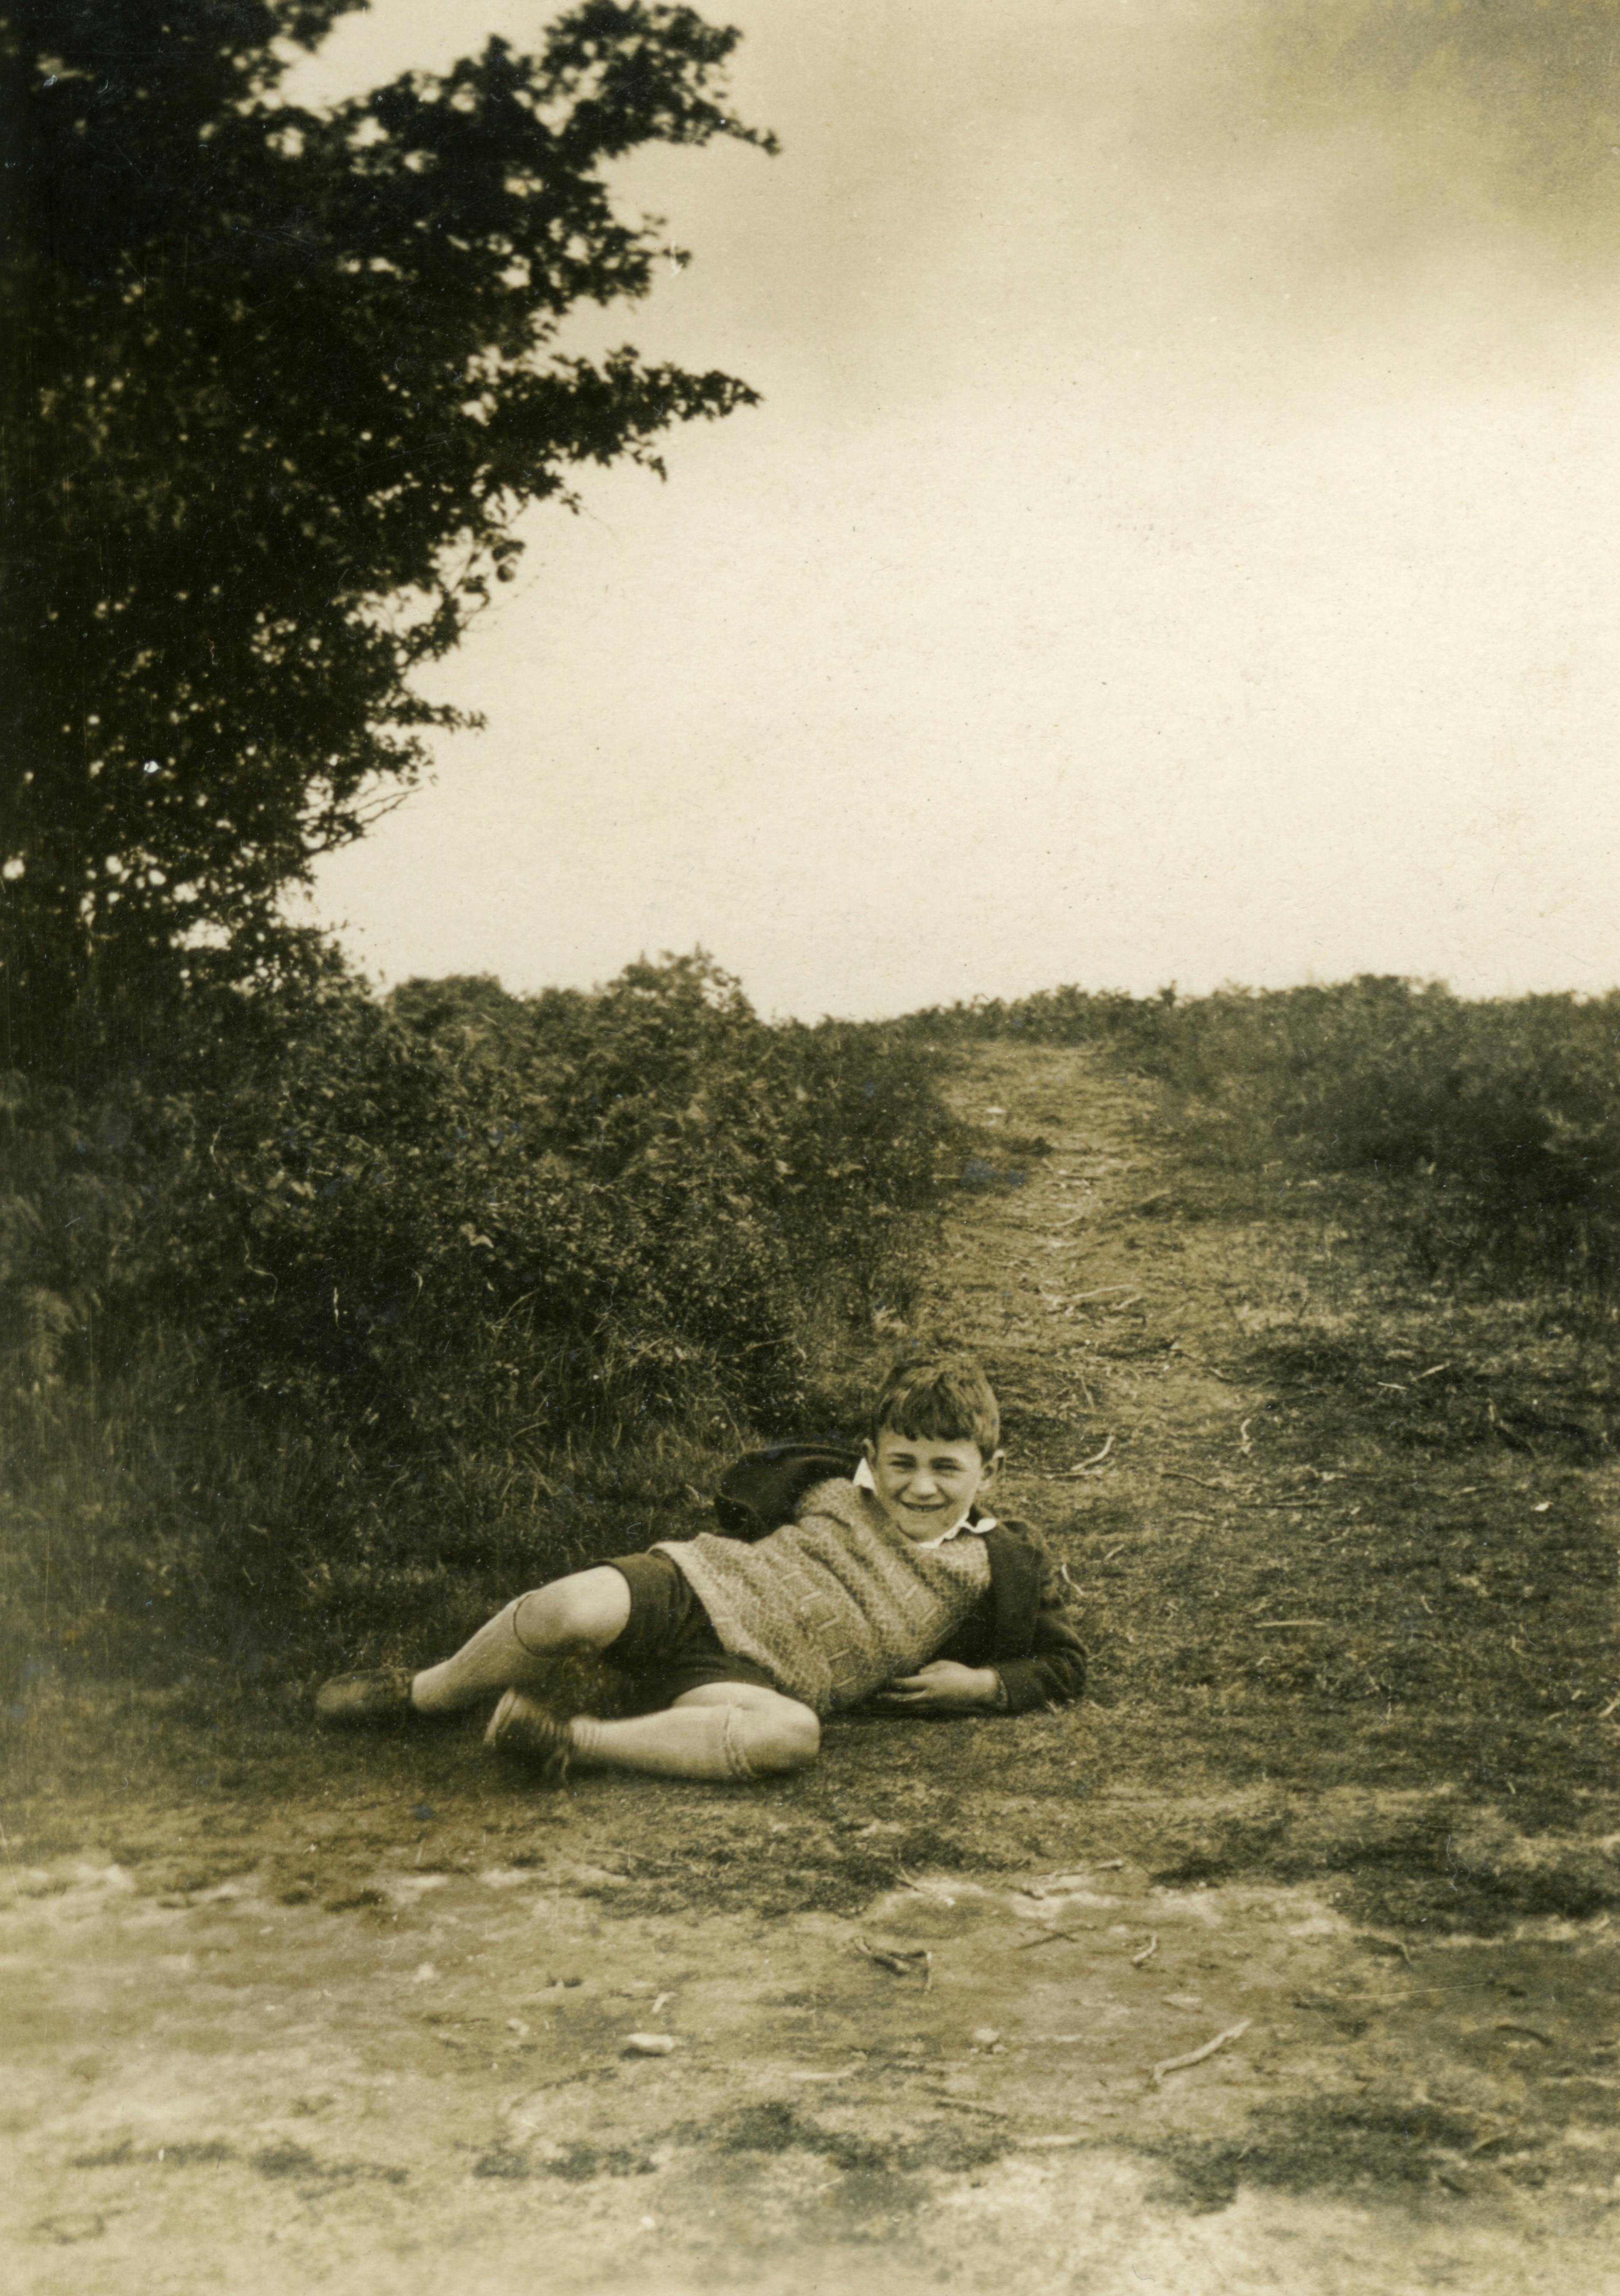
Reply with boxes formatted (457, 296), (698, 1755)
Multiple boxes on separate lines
(875, 1661), (1002, 1712)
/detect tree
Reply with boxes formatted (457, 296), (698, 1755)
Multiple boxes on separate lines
(0, 0), (772, 1071)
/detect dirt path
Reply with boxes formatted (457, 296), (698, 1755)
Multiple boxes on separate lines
(4, 1044), (1617, 2295)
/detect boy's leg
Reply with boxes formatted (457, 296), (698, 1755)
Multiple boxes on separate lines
(490, 1680), (820, 1781)
(408, 1567), (632, 1714)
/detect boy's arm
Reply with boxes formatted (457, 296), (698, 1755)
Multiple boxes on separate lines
(715, 1451), (861, 1540)
(991, 1535), (1088, 1713)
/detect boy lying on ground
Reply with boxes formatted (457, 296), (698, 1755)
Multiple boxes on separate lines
(313, 1352), (1086, 1783)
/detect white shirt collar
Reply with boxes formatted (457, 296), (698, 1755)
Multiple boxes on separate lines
(853, 1454), (997, 1545)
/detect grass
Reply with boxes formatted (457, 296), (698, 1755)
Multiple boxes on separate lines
(5, 1026), (1618, 2269)
(871, 1035), (1620, 1933)
(0, 1272), (910, 1709)
(0, 1364), (753, 1696)
(4, 1024), (1617, 1951)
(1062, 1236), (1618, 1842)
(904, 974), (1620, 1301)
(0, 949), (969, 1687)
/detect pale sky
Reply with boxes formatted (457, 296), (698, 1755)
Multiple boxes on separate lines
(293, 1), (1620, 1017)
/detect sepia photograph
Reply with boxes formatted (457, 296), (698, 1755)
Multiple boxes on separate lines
(3, 3), (1619, 2291)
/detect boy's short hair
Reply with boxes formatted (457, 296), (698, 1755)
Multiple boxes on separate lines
(869, 1352), (1001, 1456)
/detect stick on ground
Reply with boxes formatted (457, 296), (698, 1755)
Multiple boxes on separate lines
(1150, 2019), (1252, 2085)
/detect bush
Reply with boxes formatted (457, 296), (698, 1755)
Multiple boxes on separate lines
(899, 974), (1620, 1299)
(0, 942), (967, 1671)
(1, 944), (962, 1453)
(1118, 979), (1620, 1293)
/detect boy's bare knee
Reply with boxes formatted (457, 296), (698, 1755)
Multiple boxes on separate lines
(671, 1684), (820, 1775)
(781, 1703), (821, 1768)
(747, 1698), (819, 1773)
(515, 1567), (630, 1656)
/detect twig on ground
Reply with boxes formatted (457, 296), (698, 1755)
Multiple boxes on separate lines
(922, 2091), (1012, 2119)
(1130, 1934), (1159, 1967)
(1239, 1418), (1254, 1454)
(1467, 2122), (1520, 2156)
(853, 1937), (933, 1990)
(1064, 1435), (1115, 1474)
(897, 1865), (958, 1906)
(1015, 1928), (1090, 1951)
(1488, 1403), (1537, 1456)
(1069, 1284), (1141, 1302)
(1024, 1862), (1123, 1893)
(1492, 2022), (1552, 2046)
(1150, 2020), (1251, 2086)
(1158, 1470), (1227, 1491)
(1253, 1619), (1331, 1630)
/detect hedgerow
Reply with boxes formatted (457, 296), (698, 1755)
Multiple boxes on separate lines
(901, 976), (1620, 1300)
(2, 943), (958, 1441)
(0, 943), (964, 1670)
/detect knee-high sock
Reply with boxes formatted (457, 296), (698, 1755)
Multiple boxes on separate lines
(567, 1706), (761, 1781)
(411, 1597), (552, 1713)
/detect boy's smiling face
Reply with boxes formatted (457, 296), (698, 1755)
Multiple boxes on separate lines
(863, 1426), (1001, 1544)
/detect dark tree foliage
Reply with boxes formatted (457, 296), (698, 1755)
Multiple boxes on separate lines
(0, 0), (771, 1069)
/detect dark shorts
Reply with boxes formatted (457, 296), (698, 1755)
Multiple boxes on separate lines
(604, 1551), (781, 1711)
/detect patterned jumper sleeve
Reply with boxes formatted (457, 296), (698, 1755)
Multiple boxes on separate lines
(986, 1521), (1088, 1713)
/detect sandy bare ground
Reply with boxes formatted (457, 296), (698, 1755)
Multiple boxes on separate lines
(4, 1044), (1617, 2294)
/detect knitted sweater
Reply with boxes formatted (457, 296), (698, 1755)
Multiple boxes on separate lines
(657, 1479), (992, 1716)
(705, 1452), (1088, 1715)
